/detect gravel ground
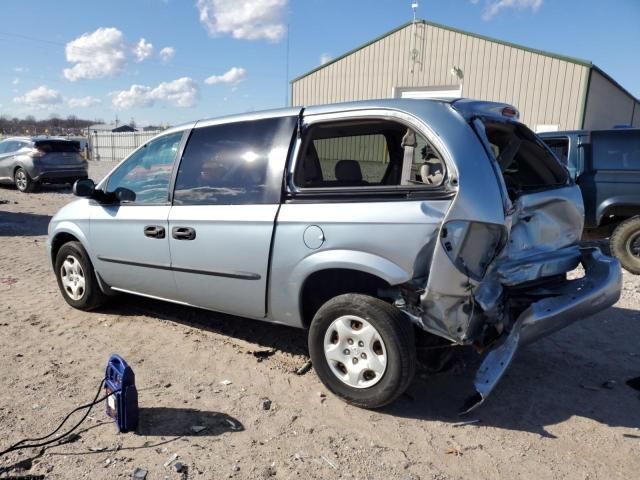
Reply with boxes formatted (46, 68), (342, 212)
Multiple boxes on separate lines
(0, 161), (639, 480)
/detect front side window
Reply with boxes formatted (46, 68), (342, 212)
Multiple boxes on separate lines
(294, 119), (445, 189)
(106, 131), (182, 204)
(173, 117), (295, 205)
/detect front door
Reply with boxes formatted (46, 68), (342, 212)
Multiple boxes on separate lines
(90, 131), (185, 300)
(168, 115), (297, 318)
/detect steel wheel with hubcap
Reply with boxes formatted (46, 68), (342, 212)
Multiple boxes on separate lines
(54, 241), (107, 310)
(323, 315), (388, 388)
(309, 293), (416, 409)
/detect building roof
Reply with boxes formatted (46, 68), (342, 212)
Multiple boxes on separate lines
(112, 124), (136, 133)
(292, 19), (638, 103)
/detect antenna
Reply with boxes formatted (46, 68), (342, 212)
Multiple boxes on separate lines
(412, 1), (419, 23)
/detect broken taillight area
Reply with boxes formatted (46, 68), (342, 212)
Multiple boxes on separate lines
(29, 148), (46, 158)
(440, 220), (506, 281)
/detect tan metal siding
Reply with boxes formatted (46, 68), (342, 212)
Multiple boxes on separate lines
(292, 23), (590, 129)
(583, 69), (637, 129)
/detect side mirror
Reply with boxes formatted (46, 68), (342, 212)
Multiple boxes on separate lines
(113, 187), (136, 203)
(73, 178), (95, 197)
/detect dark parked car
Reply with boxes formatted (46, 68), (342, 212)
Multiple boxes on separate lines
(540, 128), (640, 273)
(0, 136), (88, 192)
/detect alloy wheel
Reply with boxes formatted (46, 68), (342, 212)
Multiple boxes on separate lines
(60, 255), (86, 301)
(15, 170), (28, 191)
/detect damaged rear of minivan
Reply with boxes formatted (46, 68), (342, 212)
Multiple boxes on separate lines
(400, 100), (622, 412)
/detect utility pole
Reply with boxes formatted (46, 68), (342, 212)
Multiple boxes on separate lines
(410, 2), (420, 73)
(285, 22), (290, 106)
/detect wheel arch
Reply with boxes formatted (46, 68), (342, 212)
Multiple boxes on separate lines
(50, 224), (90, 268)
(596, 198), (640, 226)
(293, 251), (411, 328)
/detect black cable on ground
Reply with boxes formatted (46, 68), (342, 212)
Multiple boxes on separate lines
(0, 379), (117, 458)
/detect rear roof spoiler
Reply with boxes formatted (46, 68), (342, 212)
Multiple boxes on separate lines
(451, 99), (520, 122)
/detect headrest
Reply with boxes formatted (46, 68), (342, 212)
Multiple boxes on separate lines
(335, 160), (363, 182)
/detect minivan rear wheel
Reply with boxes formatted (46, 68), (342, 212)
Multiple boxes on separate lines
(610, 216), (640, 274)
(308, 294), (416, 408)
(14, 167), (36, 193)
(54, 241), (107, 310)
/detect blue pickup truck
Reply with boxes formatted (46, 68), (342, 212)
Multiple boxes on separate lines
(540, 128), (640, 274)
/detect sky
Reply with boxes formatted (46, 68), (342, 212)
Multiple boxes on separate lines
(1, 0), (638, 126)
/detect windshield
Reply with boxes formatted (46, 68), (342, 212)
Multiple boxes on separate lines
(474, 119), (569, 200)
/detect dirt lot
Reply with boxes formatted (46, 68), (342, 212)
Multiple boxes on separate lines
(1, 161), (639, 480)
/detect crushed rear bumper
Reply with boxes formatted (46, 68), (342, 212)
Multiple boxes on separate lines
(462, 247), (621, 414)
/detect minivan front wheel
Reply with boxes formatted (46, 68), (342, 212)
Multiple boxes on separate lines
(54, 241), (106, 310)
(610, 216), (640, 274)
(14, 167), (36, 192)
(308, 294), (416, 408)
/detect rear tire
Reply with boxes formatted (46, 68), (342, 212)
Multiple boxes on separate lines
(14, 167), (36, 193)
(54, 241), (107, 310)
(308, 294), (416, 408)
(610, 216), (640, 274)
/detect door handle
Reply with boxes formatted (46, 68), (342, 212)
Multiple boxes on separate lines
(144, 225), (165, 239)
(172, 226), (196, 241)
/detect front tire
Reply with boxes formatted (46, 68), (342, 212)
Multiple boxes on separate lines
(308, 294), (416, 408)
(14, 167), (36, 192)
(610, 216), (640, 274)
(54, 241), (107, 310)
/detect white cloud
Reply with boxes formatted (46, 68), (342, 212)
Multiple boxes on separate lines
(14, 67), (28, 73)
(204, 67), (247, 86)
(111, 85), (154, 109)
(320, 53), (332, 65)
(63, 27), (127, 81)
(150, 77), (199, 107)
(133, 38), (154, 62)
(68, 96), (102, 108)
(13, 86), (62, 108)
(12, 78), (20, 85)
(112, 77), (199, 109)
(196, 0), (287, 41)
(482, 0), (543, 20)
(159, 46), (175, 62)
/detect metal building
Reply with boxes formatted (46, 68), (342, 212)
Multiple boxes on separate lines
(291, 20), (639, 131)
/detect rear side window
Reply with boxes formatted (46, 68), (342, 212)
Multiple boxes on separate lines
(0, 141), (20, 153)
(591, 131), (640, 170)
(478, 120), (568, 199)
(543, 138), (569, 166)
(312, 134), (389, 183)
(294, 119), (445, 189)
(35, 140), (80, 153)
(173, 116), (296, 205)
